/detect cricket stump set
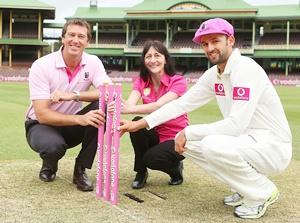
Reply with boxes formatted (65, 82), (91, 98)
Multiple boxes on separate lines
(96, 83), (122, 205)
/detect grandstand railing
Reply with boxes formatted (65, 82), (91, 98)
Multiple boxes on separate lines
(123, 47), (254, 54)
(89, 44), (126, 48)
(255, 44), (300, 50)
(124, 47), (143, 53)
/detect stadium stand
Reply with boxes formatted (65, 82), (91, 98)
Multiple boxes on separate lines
(290, 33), (300, 45)
(12, 23), (38, 39)
(234, 32), (252, 49)
(0, 66), (29, 76)
(170, 32), (198, 48)
(132, 32), (166, 47)
(90, 32), (126, 45)
(258, 33), (286, 45)
(0, 0), (55, 67)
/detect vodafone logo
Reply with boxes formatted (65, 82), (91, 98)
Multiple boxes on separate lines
(214, 83), (225, 96)
(237, 87), (246, 97)
(217, 84), (224, 92)
(233, 87), (250, 101)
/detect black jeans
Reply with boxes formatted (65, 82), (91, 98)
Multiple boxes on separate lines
(129, 116), (185, 176)
(25, 101), (99, 172)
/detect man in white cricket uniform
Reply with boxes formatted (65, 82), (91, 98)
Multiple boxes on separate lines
(119, 18), (292, 219)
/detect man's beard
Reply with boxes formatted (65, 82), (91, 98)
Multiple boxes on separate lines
(206, 51), (227, 65)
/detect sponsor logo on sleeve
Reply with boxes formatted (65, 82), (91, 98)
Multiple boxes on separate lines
(214, 83), (225, 96)
(233, 87), (250, 101)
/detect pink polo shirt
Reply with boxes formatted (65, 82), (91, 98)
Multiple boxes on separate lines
(26, 49), (110, 120)
(133, 74), (189, 143)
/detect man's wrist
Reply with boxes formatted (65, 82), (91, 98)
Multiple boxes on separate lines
(73, 90), (80, 102)
(137, 118), (149, 130)
(175, 129), (186, 140)
(182, 130), (187, 141)
(182, 127), (187, 141)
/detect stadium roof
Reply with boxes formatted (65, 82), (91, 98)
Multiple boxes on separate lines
(256, 5), (300, 20)
(68, 0), (300, 21)
(0, 0), (55, 19)
(68, 7), (126, 22)
(43, 23), (64, 28)
(128, 0), (254, 11)
(0, 38), (48, 46)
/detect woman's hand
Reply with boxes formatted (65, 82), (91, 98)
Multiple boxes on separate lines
(107, 101), (115, 114)
(120, 98), (133, 114)
(107, 98), (133, 114)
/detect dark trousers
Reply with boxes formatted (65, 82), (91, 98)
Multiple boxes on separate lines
(25, 101), (99, 172)
(130, 116), (185, 176)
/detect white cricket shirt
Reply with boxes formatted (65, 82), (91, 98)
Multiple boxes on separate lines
(145, 49), (292, 144)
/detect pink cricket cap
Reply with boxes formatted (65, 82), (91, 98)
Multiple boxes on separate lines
(193, 18), (234, 44)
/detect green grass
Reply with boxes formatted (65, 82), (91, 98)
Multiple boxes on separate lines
(1, 82), (300, 222)
(0, 82), (299, 161)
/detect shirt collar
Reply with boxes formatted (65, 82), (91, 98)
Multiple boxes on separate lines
(145, 73), (171, 87)
(222, 48), (241, 75)
(160, 73), (171, 86)
(55, 46), (87, 69)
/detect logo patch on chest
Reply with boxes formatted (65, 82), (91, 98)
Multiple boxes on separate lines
(214, 83), (225, 96)
(143, 88), (151, 96)
(233, 87), (250, 101)
(84, 72), (89, 80)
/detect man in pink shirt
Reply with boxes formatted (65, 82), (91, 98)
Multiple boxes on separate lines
(25, 19), (110, 191)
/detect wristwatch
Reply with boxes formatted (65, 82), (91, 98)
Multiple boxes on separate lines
(73, 90), (80, 102)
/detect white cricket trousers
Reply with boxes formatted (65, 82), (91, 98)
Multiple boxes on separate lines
(184, 134), (292, 202)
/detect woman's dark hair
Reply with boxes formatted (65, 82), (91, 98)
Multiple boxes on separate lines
(140, 40), (175, 82)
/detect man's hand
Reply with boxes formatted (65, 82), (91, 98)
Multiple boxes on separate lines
(50, 90), (75, 103)
(76, 109), (105, 128)
(118, 118), (148, 136)
(175, 130), (187, 154)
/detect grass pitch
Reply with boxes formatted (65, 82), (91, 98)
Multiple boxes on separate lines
(0, 82), (299, 222)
